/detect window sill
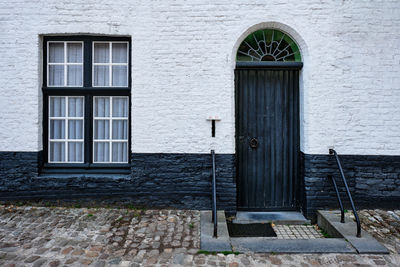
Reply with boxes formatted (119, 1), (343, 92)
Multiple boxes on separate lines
(41, 163), (131, 175)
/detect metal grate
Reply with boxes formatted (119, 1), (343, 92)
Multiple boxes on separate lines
(227, 222), (277, 237)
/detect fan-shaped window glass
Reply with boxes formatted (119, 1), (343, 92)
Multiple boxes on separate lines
(237, 29), (301, 62)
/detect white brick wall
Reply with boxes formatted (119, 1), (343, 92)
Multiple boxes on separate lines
(0, 0), (399, 155)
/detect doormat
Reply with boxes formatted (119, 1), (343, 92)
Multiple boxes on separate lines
(227, 222), (277, 237)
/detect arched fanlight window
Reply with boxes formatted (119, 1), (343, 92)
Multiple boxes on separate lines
(237, 29), (301, 62)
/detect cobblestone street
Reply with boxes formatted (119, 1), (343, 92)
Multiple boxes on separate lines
(0, 205), (399, 266)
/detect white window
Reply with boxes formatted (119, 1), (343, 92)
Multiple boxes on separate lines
(93, 96), (129, 163)
(48, 96), (84, 163)
(93, 42), (129, 87)
(47, 42), (83, 87)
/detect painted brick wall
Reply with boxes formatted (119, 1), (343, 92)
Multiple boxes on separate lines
(0, 0), (399, 155)
(302, 153), (400, 219)
(0, 152), (237, 213)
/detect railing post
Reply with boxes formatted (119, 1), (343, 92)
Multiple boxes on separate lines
(329, 149), (361, 237)
(211, 150), (217, 238)
(328, 175), (345, 223)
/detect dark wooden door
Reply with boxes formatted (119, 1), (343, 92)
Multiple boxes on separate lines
(235, 65), (301, 210)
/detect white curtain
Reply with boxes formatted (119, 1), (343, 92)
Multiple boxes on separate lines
(94, 43), (109, 63)
(95, 120), (109, 139)
(93, 96), (128, 163)
(111, 97), (128, 162)
(94, 142), (109, 162)
(93, 43), (110, 86)
(112, 120), (127, 139)
(112, 66), (127, 86)
(67, 43), (82, 63)
(50, 120), (65, 139)
(49, 96), (84, 162)
(112, 43), (127, 63)
(112, 43), (128, 86)
(95, 97), (110, 117)
(48, 43), (64, 86)
(68, 120), (83, 139)
(112, 142), (127, 162)
(49, 65), (64, 86)
(112, 97), (128, 117)
(49, 42), (82, 86)
(50, 97), (65, 117)
(67, 97), (84, 162)
(50, 142), (65, 162)
(93, 43), (128, 87)
(68, 97), (83, 117)
(94, 65), (109, 86)
(67, 65), (82, 86)
(68, 142), (83, 162)
(67, 43), (83, 86)
(49, 43), (64, 63)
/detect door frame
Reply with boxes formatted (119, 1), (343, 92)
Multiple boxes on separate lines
(234, 61), (303, 211)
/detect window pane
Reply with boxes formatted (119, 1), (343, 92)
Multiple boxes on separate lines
(94, 65), (109, 86)
(50, 142), (65, 162)
(94, 142), (110, 162)
(49, 65), (64, 86)
(68, 120), (83, 139)
(50, 97), (66, 117)
(67, 43), (82, 63)
(94, 97), (110, 117)
(112, 120), (128, 140)
(112, 43), (128, 63)
(94, 120), (110, 139)
(67, 65), (83, 86)
(68, 97), (83, 117)
(112, 97), (128, 117)
(94, 43), (109, 63)
(49, 43), (64, 63)
(50, 119), (65, 139)
(112, 142), (127, 162)
(68, 142), (83, 162)
(112, 66), (127, 87)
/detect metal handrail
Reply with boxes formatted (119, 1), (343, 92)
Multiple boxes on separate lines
(211, 150), (217, 238)
(328, 175), (345, 223)
(329, 149), (361, 237)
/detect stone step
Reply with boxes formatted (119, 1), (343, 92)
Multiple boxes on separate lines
(317, 210), (389, 254)
(200, 210), (231, 252)
(233, 211), (310, 225)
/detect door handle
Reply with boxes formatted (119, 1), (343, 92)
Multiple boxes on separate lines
(250, 138), (258, 149)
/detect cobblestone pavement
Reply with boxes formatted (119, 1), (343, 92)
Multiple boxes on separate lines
(0, 205), (399, 266)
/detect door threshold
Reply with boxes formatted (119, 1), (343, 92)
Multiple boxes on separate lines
(233, 211), (310, 225)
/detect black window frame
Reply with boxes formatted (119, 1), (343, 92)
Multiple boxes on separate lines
(41, 35), (131, 174)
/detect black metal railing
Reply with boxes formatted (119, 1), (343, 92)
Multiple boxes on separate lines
(328, 174), (345, 223)
(329, 149), (361, 237)
(211, 150), (217, 238)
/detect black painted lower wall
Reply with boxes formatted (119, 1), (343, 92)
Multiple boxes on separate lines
(302, 153), (400, 219)
(0, 152), (236, 213)
(0, 151), (399, 218)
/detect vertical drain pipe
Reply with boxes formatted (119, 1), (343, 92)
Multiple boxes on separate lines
(211, 150), (218, 238)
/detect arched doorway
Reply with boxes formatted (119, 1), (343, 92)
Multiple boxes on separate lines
(235, 28), (303, 210)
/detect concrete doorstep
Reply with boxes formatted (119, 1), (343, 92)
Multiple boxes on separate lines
(200, 211), (231, 252)
(201, 210), (389, 254)
(317, 210), (389, 254)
